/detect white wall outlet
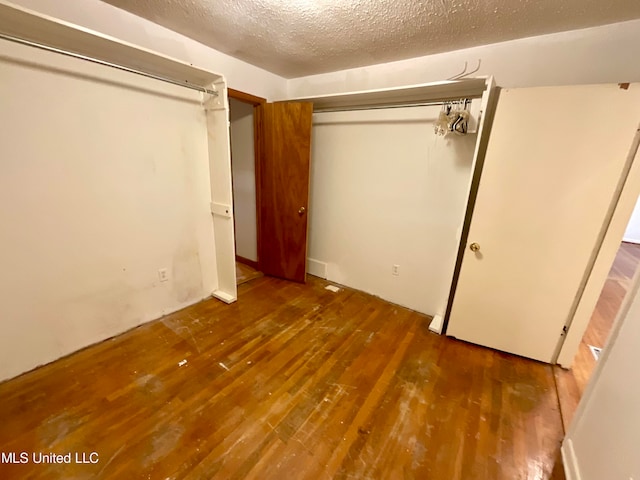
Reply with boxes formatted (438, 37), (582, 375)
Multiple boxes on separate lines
(392, 264), (400, 276)
(158, 268), (169, 282)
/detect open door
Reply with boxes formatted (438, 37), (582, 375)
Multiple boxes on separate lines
(447, 84), (640, 363)
(257, 102), (313, 282)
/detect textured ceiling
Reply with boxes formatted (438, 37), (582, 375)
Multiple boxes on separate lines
(101, 0), (640, 78)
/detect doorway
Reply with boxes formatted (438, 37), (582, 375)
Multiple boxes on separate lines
(227, 89), (314, 285)
(556, 196), (640, 429)
(228, 89), (265, 286)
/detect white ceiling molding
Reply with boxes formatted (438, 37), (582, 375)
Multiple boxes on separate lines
(101, 0), (640, 78)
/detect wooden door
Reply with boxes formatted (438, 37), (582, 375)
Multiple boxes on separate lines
(447, 84), (640, 363)
(257, 102), (313, 282)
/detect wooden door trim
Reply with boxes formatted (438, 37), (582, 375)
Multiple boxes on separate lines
(254, 104), (264, 273)
(228, 88), (266, 106)
(228, 88), (266, 272)
(235, 255), (260, 270)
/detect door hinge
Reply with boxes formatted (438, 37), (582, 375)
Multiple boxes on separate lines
(560, 325), (568, 337)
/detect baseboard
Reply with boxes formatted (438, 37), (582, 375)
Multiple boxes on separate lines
(236, 255), (260, 270)
(622, 237), (640, 245)
(561, 439), (581, 480)
(428, 314), (444, 334)
(307, 258), (328, 279)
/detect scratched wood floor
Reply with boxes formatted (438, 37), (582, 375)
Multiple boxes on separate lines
(235, 261), (263, 286)
(0, 276), (564, 479)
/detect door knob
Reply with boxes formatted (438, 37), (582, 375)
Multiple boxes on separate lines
(298, 207), (306, 215)
(469, 242), (480, 252)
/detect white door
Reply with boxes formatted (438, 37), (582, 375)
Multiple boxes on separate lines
(447, 84), (640, 363)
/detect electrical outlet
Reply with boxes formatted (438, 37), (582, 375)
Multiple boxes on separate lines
(158, 268), (169, 282)
(392, 264), (400, 276)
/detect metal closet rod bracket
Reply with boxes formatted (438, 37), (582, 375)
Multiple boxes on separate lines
(202, 88), (226, 111)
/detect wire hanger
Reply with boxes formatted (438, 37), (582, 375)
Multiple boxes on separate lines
(447, 59), (482, 80)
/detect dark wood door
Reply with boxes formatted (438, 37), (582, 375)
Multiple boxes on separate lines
(257, 102), (313, 282)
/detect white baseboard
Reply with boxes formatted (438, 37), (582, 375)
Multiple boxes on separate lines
(307, 258), (328, 278)
(623, 237), (640, 245)
(429, 314), (444, 334)
(561, 439), (581, 480)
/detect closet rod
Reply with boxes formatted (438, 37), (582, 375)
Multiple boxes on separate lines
(314, 98), (478, 114)
(0, 32), (218, 96)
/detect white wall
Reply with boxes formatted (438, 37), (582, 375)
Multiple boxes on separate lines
(308, 106), (477, 316)
(8, 0), (288, 100)
(623, 197), (640, 244)
(287, 19), (640, 98)
(229, 98), (258, 262)
(563, 268), (640, 480)
(0, 39), (217, 381)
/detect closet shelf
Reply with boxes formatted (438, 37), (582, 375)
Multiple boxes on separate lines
(290, 78), (489, 111)
(0, 0), (223, 91)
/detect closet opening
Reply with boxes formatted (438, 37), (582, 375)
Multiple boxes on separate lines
(304, 85), (489, 318)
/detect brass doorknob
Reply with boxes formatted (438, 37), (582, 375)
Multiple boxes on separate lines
(469, 242), (480, 252)
(298, 207), (306, 215)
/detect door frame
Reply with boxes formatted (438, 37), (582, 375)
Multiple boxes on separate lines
(228, 88), (265, 271)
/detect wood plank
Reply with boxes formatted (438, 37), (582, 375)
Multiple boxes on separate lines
(0, 276), (564, 479)
(235, 261), (263, 286)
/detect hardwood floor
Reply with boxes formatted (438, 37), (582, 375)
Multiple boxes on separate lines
(235, 261), (263, 286)
(554, 241), (640, 430)
(0, 276), (564, 479)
